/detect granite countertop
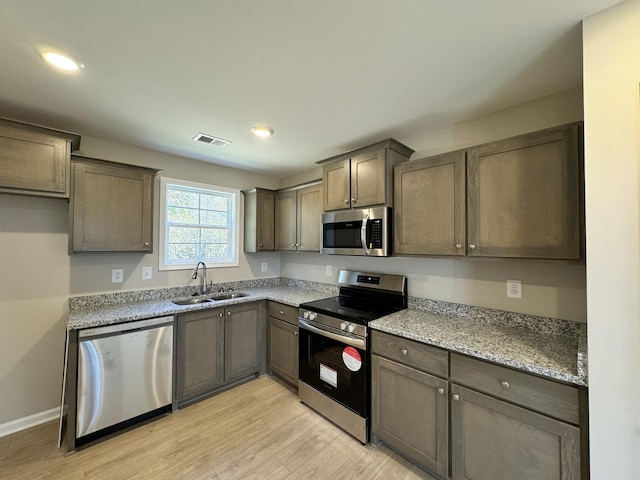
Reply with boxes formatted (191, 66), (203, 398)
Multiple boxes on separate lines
(68, 277), (587, 387)
(68, 284), (334, 330)
(370, 307), (587, 387)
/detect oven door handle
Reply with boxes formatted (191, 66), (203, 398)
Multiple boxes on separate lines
(298, 319), (366, 350)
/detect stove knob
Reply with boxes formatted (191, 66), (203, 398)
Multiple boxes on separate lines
(303, 311), (310, 319)
(347, 323), (356, 333)
(340, 322), (347, 331)
(309, 312), (317, 321)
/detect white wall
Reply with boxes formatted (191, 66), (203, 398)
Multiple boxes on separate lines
(583, 1), (640, 477)
(0, 138), (280, 427)
(281, 88), (587, 322)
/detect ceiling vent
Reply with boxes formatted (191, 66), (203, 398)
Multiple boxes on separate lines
(193, 133), (232, 147)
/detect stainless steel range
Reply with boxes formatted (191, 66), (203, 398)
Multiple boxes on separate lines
(298, 270), (407, 444)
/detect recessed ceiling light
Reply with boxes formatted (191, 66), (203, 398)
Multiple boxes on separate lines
(251, 125), (274, 138)
(36, 46), (84, 72)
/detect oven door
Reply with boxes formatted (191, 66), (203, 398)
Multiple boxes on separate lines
(298, 318), (368, 417)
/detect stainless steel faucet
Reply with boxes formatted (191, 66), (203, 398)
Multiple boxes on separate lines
(192, 262), (211, 294)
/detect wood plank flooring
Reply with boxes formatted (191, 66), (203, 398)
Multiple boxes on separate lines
(0, 376), (437, 480)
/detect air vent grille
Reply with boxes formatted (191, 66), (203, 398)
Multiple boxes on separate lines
(193, 133), (232, 147)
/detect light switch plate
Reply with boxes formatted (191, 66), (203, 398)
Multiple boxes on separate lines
(506, 279), (522, 299)
(142, 266), (152, 280)
(112, 269), (124, 283)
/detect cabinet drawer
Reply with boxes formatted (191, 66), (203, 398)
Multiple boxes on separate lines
(371, 330), (448, 378)
(267, 301), (298, 326)
(450, 353), (580, 424)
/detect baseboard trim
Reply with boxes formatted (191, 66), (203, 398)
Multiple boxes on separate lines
(0, 408), (59, 438)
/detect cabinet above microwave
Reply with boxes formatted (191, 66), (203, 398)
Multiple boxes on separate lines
(318, 138), (413, 212)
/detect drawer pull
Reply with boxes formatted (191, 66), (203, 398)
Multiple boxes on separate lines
(401, 348), (408, 356)
(279, 310), (284, 315)
(501, 381), (510, 389)
(438, 388), (444, 395)
(452, 394), (460, 401)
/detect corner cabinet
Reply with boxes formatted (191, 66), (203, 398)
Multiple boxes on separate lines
(243, 187), (275, 252)
(394, 123), (583, 260)
(175, 301), (264, 408)
(69, 156), (158, 253)
(371, 331), (449, 478)
(0, 118), (81, 198)
(275, 182), (322, 252)
(266, 301), (299, 386)
(319, 138), (414, 211)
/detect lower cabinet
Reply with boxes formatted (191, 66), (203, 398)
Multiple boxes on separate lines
(371, 331), (587, 480)
(450, 384), (581, 480)
(266, 301), (299, 386)
(175, 301), (263, 407)
(371, 331), (449, 478)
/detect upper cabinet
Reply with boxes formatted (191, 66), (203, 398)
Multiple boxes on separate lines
(69, 156), (158, 253)
(0, 118), (81, 198)
(394, 150), (466, 256)
(394, 123), (583, 260)
(243, 188), (275, 252)
(467, 123), (582, 259)
(319, 138), (414, 211)
(275, 182), (321, 252)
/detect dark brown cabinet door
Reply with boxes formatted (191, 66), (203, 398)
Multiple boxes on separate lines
(70, 157), (156, 253)
(176, 309), (225, 406)
(267, 316), (298, 386)
(450, 384), (581, 480)
(371, 355), (449, 478)
(322, 158), (351, 211)
(0, 119), (80, 198)
(466, 123), (582, 259)
(351, 149), (385, 208)
(394, 150), (466, 256)
(224, 302), (263, 383)
(275, 189), (297, 251)
(244, 188), (275, 252)
(296, 184), (321, 251)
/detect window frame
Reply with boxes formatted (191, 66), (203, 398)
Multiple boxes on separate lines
(158, 176), (240, 271)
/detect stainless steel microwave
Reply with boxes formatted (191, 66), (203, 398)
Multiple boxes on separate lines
(321, 206), (392, 256)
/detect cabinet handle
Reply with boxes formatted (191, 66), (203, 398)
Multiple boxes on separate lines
(144, 242), (150, 247)
(291, 243), (296, 247)
(501, 381), (510, 389)
(438, 388), (444, 395)
(279, 311), (284, 315)
(293, 331), (298, 336)
(219, 313), (224, 317)
(452, 394), (460, 401)
(455, 243), (462, 249)
(469, 244), (476, 250)
(344, 199), (349, 204)
(259, 243), (263, 247)
(401, 348), (408, 356)
(351, 198), (356, 203)
(227, 311), (231, 316)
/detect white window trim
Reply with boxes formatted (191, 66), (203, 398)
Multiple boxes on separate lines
(159, 176), (240, 271)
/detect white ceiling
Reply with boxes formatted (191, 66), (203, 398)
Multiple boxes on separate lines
(0, 0), (623, 178)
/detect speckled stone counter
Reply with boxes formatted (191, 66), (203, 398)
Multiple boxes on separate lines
(68, 278), (337, 330)
(370, 303), (587, 387)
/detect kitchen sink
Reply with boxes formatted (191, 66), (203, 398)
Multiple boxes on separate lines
(171, 297), (213, 306)
(208, 292), (248, 301)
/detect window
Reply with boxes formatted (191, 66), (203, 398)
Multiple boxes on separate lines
(159, 177), (239, 270)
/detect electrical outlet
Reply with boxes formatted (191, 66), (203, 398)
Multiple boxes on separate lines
(142, 266), (152, 280)
(506, 279), (522, 299)
(261, 262), (268, 272)
(326, 265), (332, 276)
(112, 268), (124, 283)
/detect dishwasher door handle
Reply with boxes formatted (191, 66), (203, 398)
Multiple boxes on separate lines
(78, 316), (174, 339)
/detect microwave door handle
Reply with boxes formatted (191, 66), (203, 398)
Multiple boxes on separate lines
(361, 213), (371, 256)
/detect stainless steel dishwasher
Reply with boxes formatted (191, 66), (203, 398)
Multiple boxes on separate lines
(76, 316), (174, 441)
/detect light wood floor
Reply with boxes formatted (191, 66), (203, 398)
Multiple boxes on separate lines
(0, 376), (437, 480)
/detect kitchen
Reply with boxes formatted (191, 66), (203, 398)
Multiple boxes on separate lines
(0, 1), (639, 479)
